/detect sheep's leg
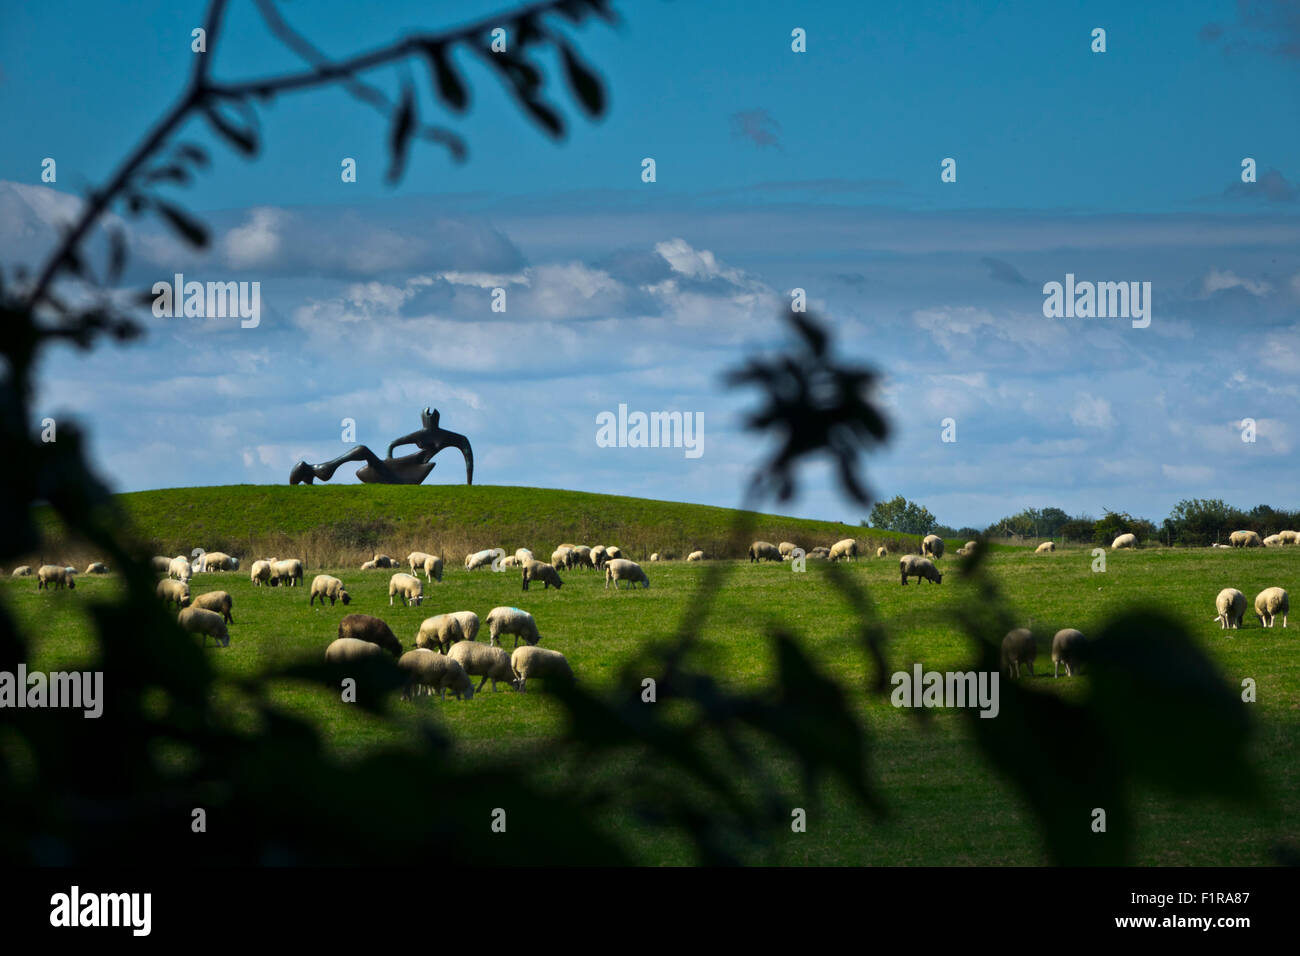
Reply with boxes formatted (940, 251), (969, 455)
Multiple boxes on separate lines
(477, 675), (488, 693)
(1027, 662), (1035, 677)
(1054, 661), (1059, 678)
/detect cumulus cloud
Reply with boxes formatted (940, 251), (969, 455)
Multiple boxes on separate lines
(1200, 267), (1273, 297)
(221, 207), (284, 267)
(1070, 393), (1114, 430)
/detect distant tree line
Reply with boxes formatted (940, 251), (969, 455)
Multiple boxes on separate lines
(865, 497), (1300, 547)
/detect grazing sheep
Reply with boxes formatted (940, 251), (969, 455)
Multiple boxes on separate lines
(465, 549), (498, 571)
(416, 614), (469, 653)
(360, 559), (379, 571)
(450, 610), (480, 643)
(499, 555), (523, 569)
(687, 550), (705, 562)
(1051, 629), (1086, 677)
(829, 538), (859, 562)
(1111, 533), (1138, 550)
(921, 534), (945, 559)
(956, 541), (979, 556)
(150, 556), (171, 573)
(514, 548), (534, 564)
(1001, 628), (1037, 678)
(511, 645), (575, 693)
(85, 562), (109, 575)
(486, 606), (541, 649)
(448, 641), (517, 693)
(1254, 587), (1289, 628)
(605, 558), (650, 590)
(590, 545), (609, 569)
(371, 554), (398, 569)
(806, 547), (830, 561)
(37, 565), (75, 590)
(1214, 588), (1246, 629)
(875, 546), (887, 558)
(749, 541), (781, 562)
(1263, 534), (1284, 548)
(12, 566), (32, 577)
(899, 555), (942, 586)
(605, 546), (623, 561)
(338, 614), (403, 657)
(422, 554), (444, 582)
(191, 590), (234, 624)
(309, 574), (351, 607)
(250, 560), (278, 586)
(389, 572), (424, 607)
(552, 547), (574, 570)
(1279, 530), (1299, 545)
(778, 541), (798, 560)
(407, 551), (434, 575)
(168, 555), (192, 582)
(1035, 541), (1055, 554)
(556, 543), (579, 552)
(649, 552), (660, 562)
(324, 637), (389, 664)
(200, 551), (239, 572)
(1228, 530), (1261, 549)
(178, 606), (230, 648)
(271, 559), (304, 587)
(522, 559), (563, 591)
(156, 578), (191, 608)
(398, 649), (475, 701)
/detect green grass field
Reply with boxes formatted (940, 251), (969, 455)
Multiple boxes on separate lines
(9, 486), (1299, 864)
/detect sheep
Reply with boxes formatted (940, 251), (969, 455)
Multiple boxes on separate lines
(407, 551), (434, 575)
(1279, 530), (1299, 545)
(465, 549), (497, 571)
(687, 550), (705, 562)
(422, 554), (444, 582)
(1214, 588), (1246, 629)
(12, 566), (32, 576)
(552, 547), (574, 569)
(1001, 628), (1036, 678)
(1111, 533), (1138, 550)
(605, 546), (623, 561)
(806, 546), (830, 561)
(338, 613), (403, 656)
(324, 637), (389, 664)
(416, 614), (468, 653)
(875, 546), (887, 558)
(649, 552), (660, 562)
(1263, 534), (1284, 548)
(389, 572), (424, 607)
(521, 559), (563, 591)
(450, 610), (480, 643)
(1035, 541), (1055, 554)
(250, 560), (278, 587)
(448, 640), (517, 693)
(1254, 587), (1289, 628)
(570, 546), (595, 569)
(605, 558), (650, 590)
(778, 541), (799, 560)
(271, 558), (304, 587)
(749, 541), (781, 562)
(499, 555), (523, 570)
(1228, 530), (1261, 548)
(200, 551), (238, 572)
(37, 565), (75, 590)
(921, 534), (945, 559)
(178, 606), (230, 648)
(372, 554), (398, 568)
(150, 556), (171, 573)
(899, 555), (942, 586)
(156, 578), (191, 608)
(191, 590), (234, 624)
(1051, 629), (1086, 677)
(556, 543), (579, 552)
(514, 548), (534, 564)
(361, 559), (379, 570)
(956, 541), (979, 556)
(511, 645), (574, 693)
(309, 574), (351, 607)
(486, 606), (541, 649)
(398, 649), (475, 701)
(829, 538), (859, 561)
(168, 555), (192, 582)
(84, 562), (109, 575)
(590, 545), (609, 569)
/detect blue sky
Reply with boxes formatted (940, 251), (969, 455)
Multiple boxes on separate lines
(2, 0), (1298, 526)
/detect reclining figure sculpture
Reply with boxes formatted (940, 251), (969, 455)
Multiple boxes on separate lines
(289, 407), (473, 485)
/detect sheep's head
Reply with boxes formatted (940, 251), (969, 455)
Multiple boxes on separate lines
(340, 590), (351, 605)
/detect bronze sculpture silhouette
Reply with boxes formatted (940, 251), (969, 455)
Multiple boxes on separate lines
(289, 407), (474, 485)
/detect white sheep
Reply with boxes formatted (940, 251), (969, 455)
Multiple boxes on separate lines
(178, 606), (230, 648)
(1111, 533), (1137, 550)
(605, 546), (623, 561)
(1214, 588), (1246, 629)
(486, 606), (541, 649)
(398, 648), (475, 701)
(1279, 530), (1299, 545)
(522, 559), (564, 591)
(271, 558), (304, 587)
(749, 541), (781, 562)
(1228, 530), (1261, 548)
(448, 640), (517, 693)
(191, 590), (234, 624)
(416, 614), (466, 653)
(590, 545), (609, 569)
(1263, 534), (1284, 548)
(687, 550), (705, 562)
(250, 560), (277, 586)
(829, 538), (859, 561)
(85, 562), (109, 575)
(899, 555), (942, 586)
(778, 542), (798, 560)
(150, 556), (171, 573)
(168, 555), (192, 582)
(324, 637), (389, 664)
(510, 645), (575, 693)
(957, 541), (978, 556)
(1001, 628), (1036, 678)
(1254, 587), (1289, 628)
(371, 554), (398, 568)
(1051, 629), (1085, 677)
(407, 551), (434, 575)
(465, 549), (498, 571)
(388, 572), (424, 607)
(156, 578), (191, 608)
(875, 546), (887, 558)
(499, 555), (523, 569)
(12, 566), (33, 576)
(422, 554), (444, 582)
(1035, 541), (1055, 554)
(37, 565), (75, 590)
(515, 548), (534, 563)
(553, 547), (574, 569)
(921, 535), (945, 559)
(200, 551), (239, 572)
(450, 610), (480, 643)
(605, 558), (649, 590)
(309, 574), (351, 607)
(570, 546), (595, 569)
(649, 552), (660, 562)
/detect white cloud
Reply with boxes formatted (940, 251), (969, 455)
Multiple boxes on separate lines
(1070, 392), (1114, 430)
(222, 207), (284, 268)
(1200, 267), (1271, 297)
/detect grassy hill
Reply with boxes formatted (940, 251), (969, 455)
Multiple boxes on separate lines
(32, 484), (999, 567)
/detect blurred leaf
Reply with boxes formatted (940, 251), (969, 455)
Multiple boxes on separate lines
(422, 42), (468, 112)
(521, 97), (564, 138)
(386, 83), (417, 183)
(558, 40), (604, 116)
(153, 201), (209, 249)
(173, 142), (210, 168)
(202, 101), (259, 156)
(106, 228), (127, 284)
